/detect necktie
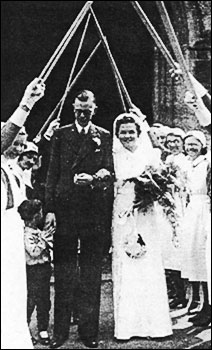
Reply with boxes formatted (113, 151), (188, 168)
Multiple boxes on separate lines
(81, 128), (86, 136)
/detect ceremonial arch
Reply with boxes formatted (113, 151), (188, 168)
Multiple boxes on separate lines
(1, 1), (211, 136)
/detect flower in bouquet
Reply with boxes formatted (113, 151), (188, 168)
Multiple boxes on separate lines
(124, 232), (147, 259)
(164, 161), (189, 193)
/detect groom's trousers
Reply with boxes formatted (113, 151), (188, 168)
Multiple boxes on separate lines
(53, 211), (104, 341)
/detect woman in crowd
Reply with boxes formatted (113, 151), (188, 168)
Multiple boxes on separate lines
(112, 112), (173, 340)
(1, 78), (45, 349)
(181, 130), (211, 326)
(149, 123), (171, 162)
(161, 127), (188, 309)
(7, 141), (38, 198)
(170, 62), (211, 325)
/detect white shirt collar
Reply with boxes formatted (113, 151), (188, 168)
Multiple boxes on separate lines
(192, 154), (207, 167)
(75, 121), (91, 134)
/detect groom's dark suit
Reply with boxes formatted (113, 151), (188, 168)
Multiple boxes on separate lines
(45, 122), (113, 341)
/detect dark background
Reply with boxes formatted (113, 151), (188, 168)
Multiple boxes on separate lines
(1, 1), (165, 138)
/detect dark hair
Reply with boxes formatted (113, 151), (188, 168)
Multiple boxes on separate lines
(164, 133), (184, 149)
(201, 147), (208, 155)
(18, 151), (37, 161)
(74, 90), (96, 104)
(18, 199), (42, 221)
(115, 116), (141, 137)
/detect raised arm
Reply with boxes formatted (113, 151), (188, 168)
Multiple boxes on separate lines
(1, 78), (45, 154)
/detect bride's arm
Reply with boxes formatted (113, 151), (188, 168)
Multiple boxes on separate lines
(129, 105), (158, 150)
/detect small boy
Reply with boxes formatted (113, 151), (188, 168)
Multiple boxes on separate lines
(18, 199), (54, 345)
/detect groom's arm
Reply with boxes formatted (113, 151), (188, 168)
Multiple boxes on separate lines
(45, 130), (61, 214)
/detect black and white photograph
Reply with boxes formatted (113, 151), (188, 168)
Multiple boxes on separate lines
(1, 1), (211, 349)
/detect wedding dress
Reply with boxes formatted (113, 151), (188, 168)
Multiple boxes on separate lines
(112, 114), (172, 340)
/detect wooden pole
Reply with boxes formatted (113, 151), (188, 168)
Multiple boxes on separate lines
(34, 40), (101, 139)
(155, 1), (201, 100)
(115, 75), (127, 112)
(38, 1), (93, 82)
(131, 1), (177, 69)
(56, 14), (91, 121)
(91, 8), (134, 108)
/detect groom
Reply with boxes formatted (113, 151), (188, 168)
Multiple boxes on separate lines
(45, 90), (114, 349)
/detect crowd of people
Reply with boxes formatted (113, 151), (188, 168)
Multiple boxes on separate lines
(1, 74), (211, 350)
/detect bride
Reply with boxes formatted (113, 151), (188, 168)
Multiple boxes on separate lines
(112, 112), (173, 340)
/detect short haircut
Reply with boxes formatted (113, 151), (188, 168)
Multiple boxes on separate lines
(115, 116), (141, 137)
(18, 151), (38, 162)
(18, 199), (42, 221)
(74, 90), (96, 104)
(164, 133), (184, 149)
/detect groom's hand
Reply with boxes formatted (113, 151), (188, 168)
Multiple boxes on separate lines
(74, 173), (93, 186)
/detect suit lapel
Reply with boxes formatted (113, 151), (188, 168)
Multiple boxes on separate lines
(65, 124), (82, 155)
(71, 124), (99, 172)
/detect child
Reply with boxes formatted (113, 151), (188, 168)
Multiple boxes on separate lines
(18, 199), (54, 345)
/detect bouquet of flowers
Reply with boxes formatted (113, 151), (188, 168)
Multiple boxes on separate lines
(118, 162), (189, 257)
(127, 163), (185, 232)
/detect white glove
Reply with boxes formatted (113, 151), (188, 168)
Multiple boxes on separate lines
(169, 62), (182, 81)
(189, 73), (208, 98)
(44, 119), (60, 140)
(20, 78), (45, 110)
(129, 104), (146, 122)
(184, 91), (211, 126)
(184, 91), (197, 111)
(33, 134), (42, 144)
